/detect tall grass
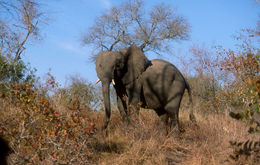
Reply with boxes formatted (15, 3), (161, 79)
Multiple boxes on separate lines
(0, 82), (258, 164)
(91, 108), (257, 165)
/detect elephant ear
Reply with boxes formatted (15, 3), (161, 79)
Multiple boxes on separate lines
(120, 45), (149, 85)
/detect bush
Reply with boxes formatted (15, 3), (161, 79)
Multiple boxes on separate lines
(0, 76), (97, 164)
(0, 55), (36, 83)
(54, 74), (102, 111)
(181, 29), (259, 163)
(0, 55), (37, 99)
(186, 75), (221, 114)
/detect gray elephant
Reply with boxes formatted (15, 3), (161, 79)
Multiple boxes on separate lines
(95, 45), (195, 134)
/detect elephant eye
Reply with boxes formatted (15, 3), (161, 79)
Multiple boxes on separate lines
(115, 59), (122, 68)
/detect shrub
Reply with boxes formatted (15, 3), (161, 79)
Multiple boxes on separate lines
(0, 76), (97, 164)
(54, 74), (102, 111)
(217, 29), (260, 163)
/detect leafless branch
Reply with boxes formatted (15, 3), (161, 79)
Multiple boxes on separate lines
(82, 0), (190, 56)
(0, 0), (46, 64)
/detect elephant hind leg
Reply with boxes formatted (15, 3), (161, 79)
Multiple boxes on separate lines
(168, 112), (185, 134)
(155, 109), (169, 135)
(159, 113), (169, 135)
(168, 111), (180, 134)
(164, 96), (183, 135)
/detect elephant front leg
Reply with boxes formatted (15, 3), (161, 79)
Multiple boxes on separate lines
(116, 94), (128, 118)
(128, 94), (142, 115)
(102, 81), (111, 132)
(127, 84), (142, 115)
(114, 84), (130, 124)
(123, 80), (144, 117)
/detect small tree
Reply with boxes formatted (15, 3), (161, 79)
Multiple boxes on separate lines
(0, 0), (47, 83)
(182, 44), (223, 113)
(82, 0), (190, 55)
(218, 34), (259, 122)
(54, 75), (102, 111)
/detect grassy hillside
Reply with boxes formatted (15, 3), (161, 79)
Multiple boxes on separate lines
(0, 91), (259, 164)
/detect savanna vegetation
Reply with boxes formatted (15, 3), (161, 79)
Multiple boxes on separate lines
(0, 0), (259, 164)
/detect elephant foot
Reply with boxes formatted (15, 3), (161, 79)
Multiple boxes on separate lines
(158, 123), (169, 136)
(102, 122), (110, 137)
(98, 126), (109, 137)
(189, 113), (196, 123)
(167, 119), (184, 137)
(168, 126), (182, 138)
(157, 125), (168, 136)
(102, 127), (109, 137)
(122, 116), (132, 127)
(179, 126), (185, 133)
(189, 114), (199, 129)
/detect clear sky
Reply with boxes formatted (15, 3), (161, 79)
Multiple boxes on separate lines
(23, 0), (260, 86)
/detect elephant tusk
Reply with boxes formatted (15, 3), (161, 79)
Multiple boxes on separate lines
(112, 79), (115, 85)
(96, 79), (101, 84)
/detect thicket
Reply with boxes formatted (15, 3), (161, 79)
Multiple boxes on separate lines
(219, 30), (259, 163)
(0, 74), (100, 164)
(182, 28), (260, 163)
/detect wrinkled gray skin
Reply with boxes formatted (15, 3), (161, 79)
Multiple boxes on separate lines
(96, 45), (195, 134)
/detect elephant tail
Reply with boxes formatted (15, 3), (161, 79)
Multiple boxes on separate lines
(185, 79), (196, 123)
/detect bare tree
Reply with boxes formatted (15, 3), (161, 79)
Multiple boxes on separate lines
(0, 0), (46, 64)
(82, 0), (190, 55)
(0, 0), (47, 82)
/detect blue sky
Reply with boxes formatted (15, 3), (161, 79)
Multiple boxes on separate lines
(23, 0), (260, 86)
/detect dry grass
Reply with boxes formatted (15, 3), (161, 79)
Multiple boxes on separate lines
(1, 97), (258, 164)
(84, 108), (258, 165)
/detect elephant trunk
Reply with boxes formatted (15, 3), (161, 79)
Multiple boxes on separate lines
(102, 81), (111, 130)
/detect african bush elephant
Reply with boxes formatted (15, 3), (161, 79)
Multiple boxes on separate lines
(95, 45), (195, 134)
(96, 46), (149, 129)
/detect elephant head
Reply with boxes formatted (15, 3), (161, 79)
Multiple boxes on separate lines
(118, 45), (149, 85)
(95, 45), (149, 130)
